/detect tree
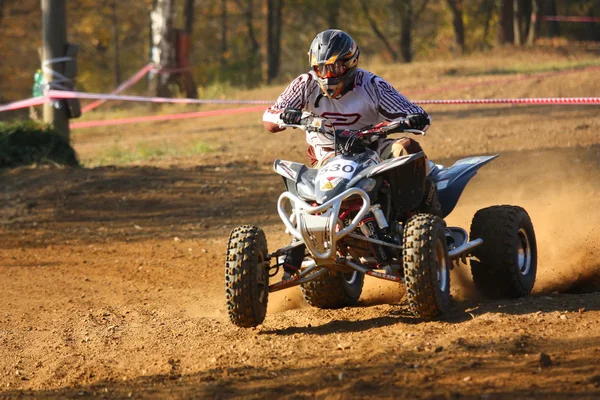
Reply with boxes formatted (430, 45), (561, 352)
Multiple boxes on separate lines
(179, 0), (198, 98)
(110, 0), (121, 86)
(0, 0), (5, 29)
(234, 0), (261, 86)
(324, 0), (340, 28)
(220, 0), (227, 68)
(498, 0), (514, 44)
(446, 0), (465, 54)
(361, 0), (398, 61)
(526, 0), (541, 45)
(149, 0), (177, 97)
(393, 0), (430, 63)
(545, 0), (559, 37)
(266, 0), (283, 83)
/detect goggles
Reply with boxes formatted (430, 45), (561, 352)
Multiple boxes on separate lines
(313, 59), (348, 79)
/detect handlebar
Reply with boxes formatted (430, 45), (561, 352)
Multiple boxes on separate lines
(278, 119), (426, 137)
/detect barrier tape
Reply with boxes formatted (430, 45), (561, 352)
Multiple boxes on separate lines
(82, 63), (154, 113)
(414, 97), (600, 105)
(2, 64), (598, 113)
(47, 90), (274, 105)
(68, 96), (598, 129)
(81, 63), (192, 113)
(71, 106), (266, 129)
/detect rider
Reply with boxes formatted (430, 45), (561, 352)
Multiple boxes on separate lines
(262, 29), (437, 279)
(263, 28), (431, 167)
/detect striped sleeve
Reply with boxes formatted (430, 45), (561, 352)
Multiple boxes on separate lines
(263, 73), (311, 125)
(371, 75), (427, 120)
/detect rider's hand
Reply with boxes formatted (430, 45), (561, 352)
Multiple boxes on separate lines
(405, 113), (430, 130)
(281, 107), (303, 125)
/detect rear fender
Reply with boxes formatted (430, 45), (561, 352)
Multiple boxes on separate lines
(434, 155), (498, 217)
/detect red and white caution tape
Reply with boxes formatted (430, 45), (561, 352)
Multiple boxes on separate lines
(48, 90), (273, 105)
(0, 96), (49, 112)
(81, 63), (154, 113)
(415, 97), (600, 105)
(71, 106), (266, 129)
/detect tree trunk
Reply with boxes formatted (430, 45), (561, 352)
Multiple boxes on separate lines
(545, 0), (559, 37)
(393, 0), (414, 63)
(513, 0), (522, 45)
(111, 0), (121, 86)
(220, 0), (228, 68)
(481, 0), (496, 48)
(0, 0), (5, 29)
(400, 15), (413, 63)
(180, 0), (198, 98)
(325, 0), (340, 28)
(237, 0), (261, 86)
(267, 0), (283, 83)
(184, 0), (194, 33)
(149, 0), (177, 97)
(526, 0), (541, 45)
(361, 0), (398, 61)
(446, 0), (465, 55)
(498, 0), (514, 44)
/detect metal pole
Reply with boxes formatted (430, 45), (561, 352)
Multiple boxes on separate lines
(41, 0), (69, 139)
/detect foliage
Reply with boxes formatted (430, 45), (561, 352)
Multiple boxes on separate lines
(0, 0), (598, 103)
(0, 120), (79, 168)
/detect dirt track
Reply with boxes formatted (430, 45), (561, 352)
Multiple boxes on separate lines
(1, 64), (600, 398)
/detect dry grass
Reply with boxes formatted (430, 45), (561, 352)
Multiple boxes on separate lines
(72, 45), (600, 167)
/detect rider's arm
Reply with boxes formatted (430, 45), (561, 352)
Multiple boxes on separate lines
(370, 75), (431, 131)
(263, 74), (312, 133)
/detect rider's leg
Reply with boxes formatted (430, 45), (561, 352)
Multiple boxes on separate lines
(376, 138), (442, 217)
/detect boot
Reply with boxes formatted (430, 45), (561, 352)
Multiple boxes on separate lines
(282, 243), (305, 281)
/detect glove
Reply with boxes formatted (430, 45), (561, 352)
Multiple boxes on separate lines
(405, 113), (429, 130)
(281, 107), (303, 124)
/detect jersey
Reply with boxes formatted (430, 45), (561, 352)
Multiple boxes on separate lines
(263, 68), (430, 164)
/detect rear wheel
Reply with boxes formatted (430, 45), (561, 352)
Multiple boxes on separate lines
(225, 225), (269, 327)
(470, 205), (537, 299)
(403, 214), (451, 319)
(301, 269), (364, 309)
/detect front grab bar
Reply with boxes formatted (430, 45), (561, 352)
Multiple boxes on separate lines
(277, 188), (371, 260)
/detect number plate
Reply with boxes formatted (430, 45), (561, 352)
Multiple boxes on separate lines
(317, 160), (358, 180)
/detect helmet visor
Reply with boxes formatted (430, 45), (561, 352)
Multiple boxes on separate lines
(313, 59), (348, 79)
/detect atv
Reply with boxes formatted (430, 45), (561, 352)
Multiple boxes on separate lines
(225, 113), (537, 327)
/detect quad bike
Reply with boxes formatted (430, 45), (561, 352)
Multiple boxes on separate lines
(225, 113), (537, 327)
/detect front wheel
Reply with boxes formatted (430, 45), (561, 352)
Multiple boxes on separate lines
(225, 225), (269, 327)
(470, 205), (537, 299)
(403, 214), (451, 319)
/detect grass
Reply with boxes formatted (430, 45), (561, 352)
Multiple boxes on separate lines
(85, 138), (216, 166)
(451, 59), (600, 77)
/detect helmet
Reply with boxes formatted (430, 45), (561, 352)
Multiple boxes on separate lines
(308, 29), (360, 99)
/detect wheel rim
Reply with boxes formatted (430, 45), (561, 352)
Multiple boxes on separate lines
(435, 239), (448, 292)
(343, 271), (358, 285)
(517, 228), (532, 276)
(257, 252), (267, 304)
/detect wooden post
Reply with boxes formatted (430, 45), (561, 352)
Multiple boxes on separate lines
(41, 0), (70, 139)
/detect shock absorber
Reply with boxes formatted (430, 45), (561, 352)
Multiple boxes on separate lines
(358, 204), (392, 264)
